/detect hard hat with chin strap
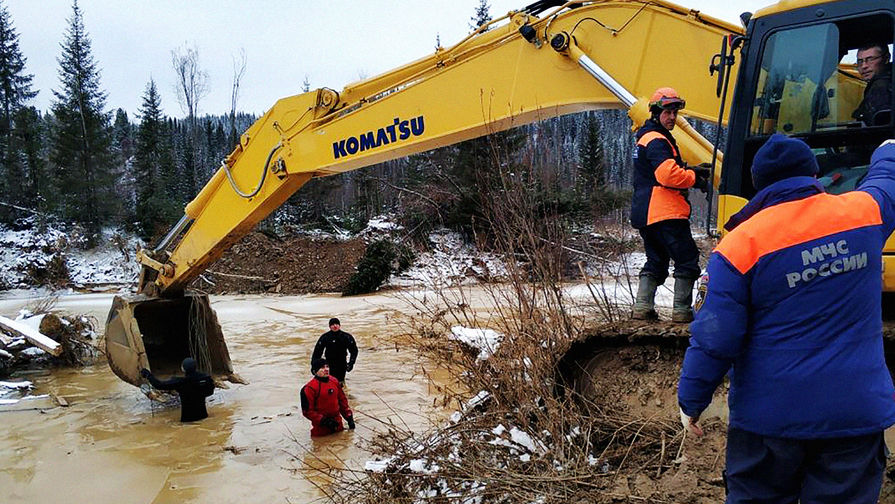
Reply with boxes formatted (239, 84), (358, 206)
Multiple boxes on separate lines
(649, 87), (686, 112)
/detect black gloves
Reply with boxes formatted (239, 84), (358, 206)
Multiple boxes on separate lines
(686, 163), (711, 194)
(140, 368), (151, 379)
(322, 417), (339, 431)
(691, 162), (713, 177)
(345, 415), (356, 430)
(692, 174), (709, 193)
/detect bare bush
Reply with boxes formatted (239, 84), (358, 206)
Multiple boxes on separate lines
(317, 135), (703, 502)
(25, 294), (60, 315)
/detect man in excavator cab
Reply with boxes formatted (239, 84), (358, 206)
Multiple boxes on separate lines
(853, 42), (893, 127)
(630, 87), (710, 323)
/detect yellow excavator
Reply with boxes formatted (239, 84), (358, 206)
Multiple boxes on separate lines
(104, 0), (895, 388)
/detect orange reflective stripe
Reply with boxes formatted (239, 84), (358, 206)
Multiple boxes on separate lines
(655, 158), (695, 189)
(716, 191), (882, 274)
(647, 186), (691, 225)
(637, 131), (679, 157)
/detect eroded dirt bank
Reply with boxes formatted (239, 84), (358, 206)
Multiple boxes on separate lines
(195, 233), (367, 295)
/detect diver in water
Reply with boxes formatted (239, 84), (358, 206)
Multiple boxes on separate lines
(141, 357), (215, 422)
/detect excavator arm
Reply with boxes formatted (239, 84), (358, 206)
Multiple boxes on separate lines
(140, 0), (741, 295)
(111, 0), (743, 388)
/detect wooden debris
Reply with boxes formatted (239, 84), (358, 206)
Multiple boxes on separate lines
(0, 394), (56, 412)
(0, 316), (62, 356)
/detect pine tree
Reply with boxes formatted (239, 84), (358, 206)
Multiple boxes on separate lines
(577, 111), (605, 195)
(112, 108), (133, 162)
(49, 0), (114, 236)
(174, 121), (197, 202)
(470, 0), (492, 31)
(134, 79), (177, 240)
(14, 106), (44, 207)
(0, 0), (36, 221)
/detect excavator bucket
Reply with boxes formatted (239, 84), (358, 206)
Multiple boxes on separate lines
(104, 292), (234, 387)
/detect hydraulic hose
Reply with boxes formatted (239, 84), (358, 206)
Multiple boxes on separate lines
(223, 142), (282, 199)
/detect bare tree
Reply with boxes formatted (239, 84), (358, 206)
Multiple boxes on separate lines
(171, 43), (209, 193)
(171, 43), (208, 125)
(229, 48), (246, 146)
(301, 74), (311, 93)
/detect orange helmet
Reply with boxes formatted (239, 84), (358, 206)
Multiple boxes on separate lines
(649, 87), (686, 112)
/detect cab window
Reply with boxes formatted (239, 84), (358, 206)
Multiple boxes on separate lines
(745, 13), (893, 195)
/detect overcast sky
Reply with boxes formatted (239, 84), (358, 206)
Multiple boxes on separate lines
(5, 0), (775, 119)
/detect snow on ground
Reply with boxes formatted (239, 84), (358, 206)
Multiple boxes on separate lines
(66, 230), (141, 288)
(389, 229), (507, 288)
(0, 224), (66, 288)
(363, 215), (403, 233)
(0, 222), (140, 290)
(449, 326), (502, 361)
(567, 250), (679, 310)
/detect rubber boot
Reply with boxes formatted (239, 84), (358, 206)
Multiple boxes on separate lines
(632, 275), (659, 320)
(672, 277), (697, 323)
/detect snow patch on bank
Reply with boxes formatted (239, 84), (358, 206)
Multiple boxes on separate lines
(389, 230), (507, 288)
(449, 326), (502, 361)
(0, 222), (140, 290)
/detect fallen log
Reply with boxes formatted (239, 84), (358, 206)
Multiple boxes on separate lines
(0, 316), (62, 356)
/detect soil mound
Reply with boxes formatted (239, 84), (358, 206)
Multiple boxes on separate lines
(193, 232), (366, 295)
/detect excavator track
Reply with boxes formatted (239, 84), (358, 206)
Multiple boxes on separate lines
(560, 319), (895, 412)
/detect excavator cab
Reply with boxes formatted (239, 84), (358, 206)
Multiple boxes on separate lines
(720, 0), (895, 284)
(722, 5), (894, 203)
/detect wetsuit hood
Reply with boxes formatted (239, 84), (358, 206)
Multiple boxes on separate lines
(182, 357), (197, 374)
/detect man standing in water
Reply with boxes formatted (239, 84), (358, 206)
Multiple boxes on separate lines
(301, 358), (355, 436)
(141, 357), (215, 422)
(311, 317), (358, 384)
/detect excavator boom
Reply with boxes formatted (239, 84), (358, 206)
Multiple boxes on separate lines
(107, 0), (745, 387)
(145, 0), (740, 295)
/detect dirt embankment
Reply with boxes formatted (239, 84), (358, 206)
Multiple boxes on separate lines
(576, 333), (895, 502)
(193, 232), (366, 295)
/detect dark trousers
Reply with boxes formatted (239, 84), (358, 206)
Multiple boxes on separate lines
(330, 365), (347, 384)
(638, 219), (700, 282)
(726, 427), (886, 504)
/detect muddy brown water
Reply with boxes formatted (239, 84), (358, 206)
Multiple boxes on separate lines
(4, 288), (895, 502)
(0, 291), (451, 504)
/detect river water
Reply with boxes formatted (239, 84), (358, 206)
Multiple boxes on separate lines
(0, 291), (450, 503)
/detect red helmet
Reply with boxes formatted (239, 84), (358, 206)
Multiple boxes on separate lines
(649, 87), (686, 111)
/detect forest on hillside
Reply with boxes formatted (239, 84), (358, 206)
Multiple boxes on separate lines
(0, 0), (724, 248)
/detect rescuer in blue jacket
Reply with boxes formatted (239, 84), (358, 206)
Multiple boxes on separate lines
(630, 87), (710, 322)
(678, 134), (895, 503)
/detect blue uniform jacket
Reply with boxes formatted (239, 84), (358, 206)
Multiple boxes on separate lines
(678, 143), (895, 438)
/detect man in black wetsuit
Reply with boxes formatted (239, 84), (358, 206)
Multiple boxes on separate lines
(141, 357), (215, 422)
(310, 317), (358, 384)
